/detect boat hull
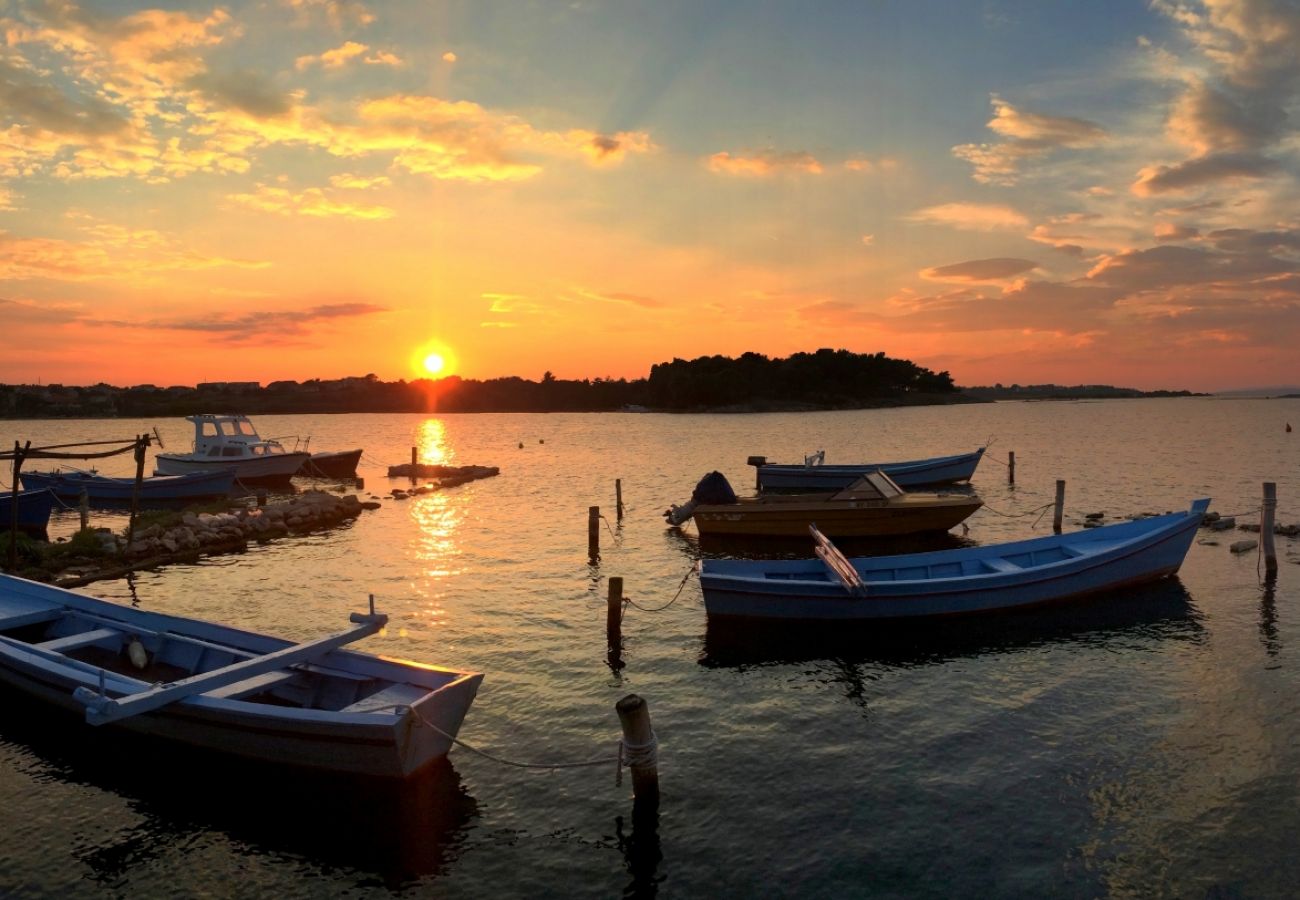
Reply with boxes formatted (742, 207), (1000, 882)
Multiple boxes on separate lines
(300, 448), (362, 478)
(692, 494), (983, 537)
(0, 575), (481, 778)
(0, 489), (55, 532)
(758, 448), (984, 491)
(20, 469), (235, 506)
(155, 452), (310, 484)
(700, 500), (1209, 620)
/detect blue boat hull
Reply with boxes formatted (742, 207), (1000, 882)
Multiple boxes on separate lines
(757, 447), (984, 490)
(0, 489), (56, 532)
(700, 499), (1210, 620)
(20, 469), (236, 506)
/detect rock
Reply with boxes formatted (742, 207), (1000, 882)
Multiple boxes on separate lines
(1198, 539), (1219, 546)
(360, 500), (381, 510)
(1239, 523), (1261, 532)
(1083, 520), (1102, 528)
(1203, 511), (1221, 524)
(1230, 540), (1258, 554)
(1210, 517), (1236, 531)
(1085, 512), (1105, 520)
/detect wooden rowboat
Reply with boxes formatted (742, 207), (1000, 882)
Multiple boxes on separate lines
(0, 488), (56, 533)
(753, 447), (984, 491)
(666, 470), (982, 538)
(699, 499), (1209, 620)
(0, 574), (481, 778)
(20, 468), (236, 506)
(299, 448), (363, 478)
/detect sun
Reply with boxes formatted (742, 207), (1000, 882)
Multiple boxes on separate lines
(423, 353), (446, 375)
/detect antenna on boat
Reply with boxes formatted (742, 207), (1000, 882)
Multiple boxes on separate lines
(152, 427), (165, 450)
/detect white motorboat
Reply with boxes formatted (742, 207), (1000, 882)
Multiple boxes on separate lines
(155, 414), (310, 485)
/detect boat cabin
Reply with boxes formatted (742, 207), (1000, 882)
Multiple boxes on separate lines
(828, 469), (906, 502)
(187, 414), (289, 460)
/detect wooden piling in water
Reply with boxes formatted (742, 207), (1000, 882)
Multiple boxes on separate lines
(410, 446), (417, 468)
(1008, 451), (1015, 484)
(616, 694), (658, 805)
(607, 576), (623, 648)
(1262, 482), (1278, 574)
(616, 479), (625, 521)
(79, 489), (89, 531)
(589, 505), (600, 558)
(1052, 480), (1065, 533)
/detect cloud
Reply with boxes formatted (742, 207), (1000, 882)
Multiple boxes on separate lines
(1203, 227), (1300, 253)
(1132, 151), (1280, 194)
(284, 0), (376, 29)
(328, 172), (391, 189)
(907, 203), (1028, 231)
(1166, 79), (1281, 154)
(0, 226), (267, 282)
(1155, 222), (1200, 242)
(187, 69), (294, 118)
(569, 288), (664, 309)
(922, 258), (1039, 282)
(226, 184), (395, 218)
(843, 157), (898, 173)
(295, 41), (400, 70)
(103, 302), (385, 336)
(0, 58), (129, 138)
(1085, 243), (1294, 291)
(442, 52), (458, 63)
(953, 96), (1107, 185)
(707, 150), (824, 176)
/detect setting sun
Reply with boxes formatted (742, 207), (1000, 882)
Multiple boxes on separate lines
(423, 353), (446, 376)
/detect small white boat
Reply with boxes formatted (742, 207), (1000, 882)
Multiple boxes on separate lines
(0, 573), (482, 778)
(155, 414), (309, 484)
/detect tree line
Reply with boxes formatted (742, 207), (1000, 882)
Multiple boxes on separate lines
(1, 349), (962, 418)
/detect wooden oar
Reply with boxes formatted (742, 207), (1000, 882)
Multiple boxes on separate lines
(73, 610), (387, 726)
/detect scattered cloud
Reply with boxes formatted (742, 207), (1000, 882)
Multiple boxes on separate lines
(1155, 222), (1199, 242)
(295, 41), (402, 70)
(1132, 151), (1280, 194)
(328, 173), (391, 189)
(707, 150), (823, 177)
(922, 258), (1039, 282)
(94, 301), (387, 342)
(908, 203), (1028, 231)
(568, 287), (664, 309)
(226, 184), (395, 218)
(953, 96), (1107, 185)
(442, 51), (458, 63)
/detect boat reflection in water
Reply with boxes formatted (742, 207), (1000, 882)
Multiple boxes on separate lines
(0, 685), (476, 888)
(699, 577), (1203, 672)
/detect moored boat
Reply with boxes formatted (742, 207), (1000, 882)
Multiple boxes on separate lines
(699, 499), (1209, 620)
(155, 414), (309, 484)
(20, 468), (235, 506)
(0, 573), (482, 778)
(300, 448), (363, 478)
(665, 470), (982, 538)
(752, 447), (985, 491)
(0, 488), (56, 534)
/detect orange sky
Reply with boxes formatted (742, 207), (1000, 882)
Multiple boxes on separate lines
(2, 1), (1299, 392)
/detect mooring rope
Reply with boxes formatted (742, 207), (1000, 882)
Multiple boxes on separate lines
(976, 501), (1056, 519)
(622, 564), (698, 615)
(403, 703), (658, 784)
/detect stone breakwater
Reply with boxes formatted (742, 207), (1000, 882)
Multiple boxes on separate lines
(55, 490), (380, 587)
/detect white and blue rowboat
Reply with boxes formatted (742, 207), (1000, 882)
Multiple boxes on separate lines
(752, 447), (985, 491)
(20, 468), (236, 506)
(0, 574), (482, 778)
(699, 499), (1209, 621)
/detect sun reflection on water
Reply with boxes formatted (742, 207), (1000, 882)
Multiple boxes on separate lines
(416, 418), (451, 466)
(408, 488), (466, 628)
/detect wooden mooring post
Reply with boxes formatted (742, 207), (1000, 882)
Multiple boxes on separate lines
(1008, 451), (1015, 485)
(615, 479), (625, 522)
(589, 505), (600, 558)
(616, 694), (659, 806)
(79, 489), (89, 531)
(1262, 482), (1278, 575)
(1053, 479), (1066, 534)
(607, 576), (624, 671)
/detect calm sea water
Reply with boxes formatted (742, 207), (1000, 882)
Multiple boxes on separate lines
(2, 398), (1299, 898)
